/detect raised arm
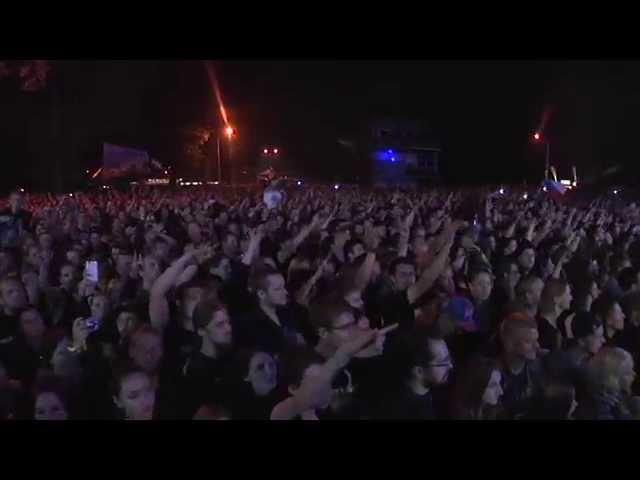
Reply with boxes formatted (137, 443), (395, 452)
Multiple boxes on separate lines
(149, 251), (196, 332)
(406, 223), (458, 305)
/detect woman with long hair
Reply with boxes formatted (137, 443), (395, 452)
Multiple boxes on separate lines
(451, 356), (503, 420)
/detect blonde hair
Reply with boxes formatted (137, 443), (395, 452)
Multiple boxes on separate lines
(587, 347), (633, 395)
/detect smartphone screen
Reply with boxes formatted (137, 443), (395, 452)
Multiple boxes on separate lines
(85, 261), (99, 283)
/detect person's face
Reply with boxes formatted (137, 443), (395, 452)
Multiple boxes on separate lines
(344, 290), (364, 311)
(620, 357), (636, 395)
(607, 303), (625, 331)
(525, 279), (545, 308)
(481, 370), (504, 406)
(590, 282), (600, 301)
(513, 328), (540, 361)
(27, 247), (41, 267)
(66, 250), (81, 267)
(1, 280), (27, 312)
(488, 236), (497, 251)
(34, 392), (68, 421)
(202, 309), (233, 347)
(116, 254), (133, 277)
(39, 234), (53, 250)
(116, 372), (156, 420)
(90, 295), (108, 320)
(246, 352), (277, 396)
(153, 242), (169, 259)
(262, 274), (288, 307)
(90, 233), (101, 247)
(188, 223), (202, 243)
(129, 332), (164, 375)
(393, 263), (416, 291)
(506, 264), (521, 288)
(59, 265), (76, 289)
(584, 326), (605, 355)
(223, 235), (239, 256)
(470, 272), (493, 303)
(424, 339), (453, 386)
(505, 240), (518, 256)
(143, 256), (161, 282)
(519, 249), (536, 270)
(19, 309), (46, 339)
(116, 312), (139, 338)
(348, 243), (365, 263)
(213, 258), (232, 282)
(374, 225), (387, 239)
(228, 223), (240, 236)
(558, 285), (573, 311)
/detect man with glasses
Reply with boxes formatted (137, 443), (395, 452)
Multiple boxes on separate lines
(380, 330), (454, 419)
(310, 299), (397, 418)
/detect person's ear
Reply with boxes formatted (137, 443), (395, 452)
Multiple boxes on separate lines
(197, 327), (206, 338)
(288, 385), (298, 396)
(113, 395), (123, 409)
(318, 327), (329, 339)
(413, 366), (424, 378)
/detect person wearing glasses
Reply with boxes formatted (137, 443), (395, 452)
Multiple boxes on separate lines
(380, 330), (454, 419)
(309, 299), (397, 418)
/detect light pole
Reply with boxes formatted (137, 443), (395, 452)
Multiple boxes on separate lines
(532, 131), (550, 181)
(224, 126), (236, 185)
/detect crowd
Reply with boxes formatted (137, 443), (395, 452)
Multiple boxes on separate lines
(0, 182), (640, 420)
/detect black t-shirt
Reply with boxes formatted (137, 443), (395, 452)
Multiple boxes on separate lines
(379, 289), (416, 331)
(229, 387), (284, 420)
(499, 358), (543, 420)
(234, 305), (314, 357)
(536, 315), (563, 352)
(182, 351), (235, 418)
(163, 320), (201, 370)
(220, 261), (254, 318)
(381, 386), (437, 420)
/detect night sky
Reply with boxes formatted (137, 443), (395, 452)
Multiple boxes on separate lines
(2, 60), (640, 190)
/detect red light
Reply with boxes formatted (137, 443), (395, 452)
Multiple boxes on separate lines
(533, 132), (541, 141)
(263, 149), (268, 154)
(225, 126), (235, 138)
(273, 148), (279, 154)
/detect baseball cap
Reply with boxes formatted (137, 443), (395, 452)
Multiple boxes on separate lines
(443, 296), (476, 332)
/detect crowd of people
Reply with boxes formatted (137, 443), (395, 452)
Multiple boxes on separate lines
(0, 181), (639, 420)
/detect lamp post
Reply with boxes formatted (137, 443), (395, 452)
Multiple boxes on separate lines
(224, 126), (236, 185)
(532, 131), (550, 181)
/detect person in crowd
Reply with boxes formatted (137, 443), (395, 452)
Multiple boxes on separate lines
(537, 279), (573, 352)
(31, 374), (71, 420)
(592, 295), (626, 347)
(226, 349), (280, 419)
(0, 184), (638, 420)
(451, 356), (503, 420)
(111, 361), (157, 420)
(381, 330), (454, 419)
(497, 313), (543, 419)
(182, 296), (234, 417)
(576, 347), (636, 420)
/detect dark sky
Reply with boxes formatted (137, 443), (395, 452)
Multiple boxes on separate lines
(210, 60), (640, 183)
(3, 60), (640, 189)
